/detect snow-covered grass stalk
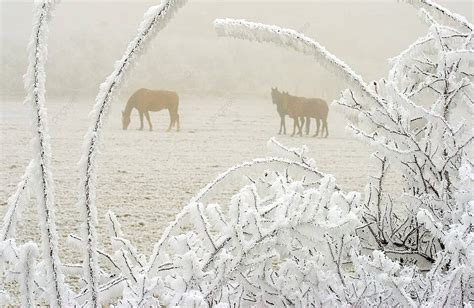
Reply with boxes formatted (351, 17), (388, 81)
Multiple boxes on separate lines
(1, 162), (32, 241)
(77, 0), (187, 305)
(23, 1), (65, 306)
(18, 242), (38, 308)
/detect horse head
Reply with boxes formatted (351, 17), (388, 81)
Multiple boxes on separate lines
(122, 110), (131, 130)
(271, 87), (281, 105)
(279, 91), (291, 109)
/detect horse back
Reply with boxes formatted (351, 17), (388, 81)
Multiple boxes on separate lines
(286, 97), (306, 119)
(303, 98), (328, 119)
(132, 88), (179, 111)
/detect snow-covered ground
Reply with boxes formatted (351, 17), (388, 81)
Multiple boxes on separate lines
(0, 94), (399, 262)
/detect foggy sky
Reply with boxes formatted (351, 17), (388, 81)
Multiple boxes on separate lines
(1, 1), (472, 101)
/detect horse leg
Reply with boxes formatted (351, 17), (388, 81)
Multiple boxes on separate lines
(279, 116), (283, 134)
(144, 111), (153, 131)
(138, 111), (144, 130)
(298, 117), (304, 136)
(305, 116), (310, 135)
(291, 118), (297, 137)
(283, 116), (287, 134)
(166, 109), (173, 132)
(324, 119), (329, 138)
(176, 114), (180, 132)
(313, 118), (320, 137)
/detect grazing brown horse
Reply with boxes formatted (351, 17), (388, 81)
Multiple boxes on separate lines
(304, 98), (329, 138)
(272, 88), (306, 136)
(122, 88), (180, 131)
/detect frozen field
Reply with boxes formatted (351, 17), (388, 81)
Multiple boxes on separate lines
(0, 94), (398, 262)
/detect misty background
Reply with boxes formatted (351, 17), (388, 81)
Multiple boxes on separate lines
(1, 1), (472, 103)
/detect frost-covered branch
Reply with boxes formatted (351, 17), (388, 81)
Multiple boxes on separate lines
(146, 155), (328, 275)
(404, 0), (473, 32)
(267, 137), (317, 167)
(23, 1), (65, 306)
(150, 167), (362, 306)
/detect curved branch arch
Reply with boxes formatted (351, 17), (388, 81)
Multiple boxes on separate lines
(77, 0), (187, 305)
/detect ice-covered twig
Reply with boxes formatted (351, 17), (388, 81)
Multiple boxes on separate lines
(23, 1), (65, 306)
(106, 210), (124, 238)
(74, 275), (126, 305)
(404, 0), (473, 32)
(1, 162), (32, 241)
(77, 1), (187, 305)
(66, 234), (122, 274)
(267, 137), (315, 167)
(191, 156), (327, 204)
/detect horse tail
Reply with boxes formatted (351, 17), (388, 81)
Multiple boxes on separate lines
(322, 100), (329, 137)
(321, 100), (329, 117)
(173, 93), (180, 130)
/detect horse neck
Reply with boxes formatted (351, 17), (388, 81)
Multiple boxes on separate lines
(276, 100), (286, 113)
(274, 94), (285, 111)
(124, 99), (136, 116)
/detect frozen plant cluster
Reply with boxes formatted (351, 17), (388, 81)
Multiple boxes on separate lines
(213, 0), (474, 305)
(1, 0), (473, 307)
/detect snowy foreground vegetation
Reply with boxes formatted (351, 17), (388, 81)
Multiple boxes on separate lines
(1, 0), (473, 306)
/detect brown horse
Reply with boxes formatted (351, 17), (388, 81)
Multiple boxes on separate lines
(272, 88), (307, 136)
(304, 98), (329, 138)
(272, 88), (329, 137)
(122, 88), (180, 131)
